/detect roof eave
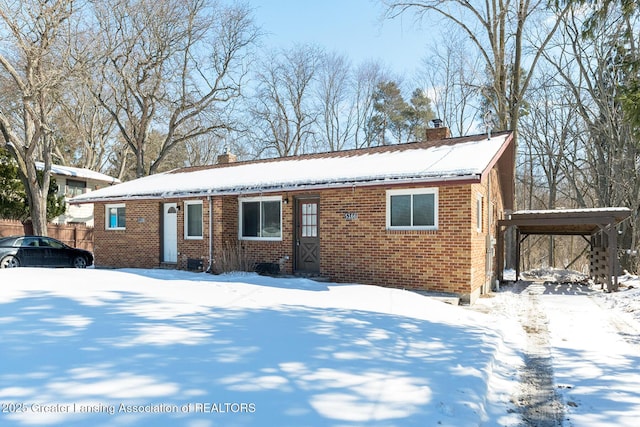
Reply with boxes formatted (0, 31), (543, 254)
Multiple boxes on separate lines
(68, 173), (482, 204)
(478, 131), (515, 211)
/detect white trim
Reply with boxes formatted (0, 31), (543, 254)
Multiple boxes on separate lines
(386, 188), (439, 230)
(184, 200), (204, 240)
(163, 202), (178, 263)
(208, 196), (213, 272)
(105, 203), (126, 230)
(238, 196), (283, 241)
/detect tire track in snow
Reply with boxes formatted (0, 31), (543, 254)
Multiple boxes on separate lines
(514, 282), (565, 427)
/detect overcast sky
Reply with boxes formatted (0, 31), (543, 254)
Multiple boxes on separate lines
(248, 0), (431, 77)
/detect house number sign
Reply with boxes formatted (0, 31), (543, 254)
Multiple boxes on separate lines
(344, 212), (358, 221)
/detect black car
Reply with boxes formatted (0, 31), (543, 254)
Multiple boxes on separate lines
(0, 236), (93, 269)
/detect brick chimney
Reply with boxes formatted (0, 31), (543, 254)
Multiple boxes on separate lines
(216, 152), (237, 164)
(425, 118), (451, 141)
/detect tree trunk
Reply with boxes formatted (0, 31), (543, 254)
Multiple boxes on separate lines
(17, 160), (50, 236)
(29, 190), (48, 236)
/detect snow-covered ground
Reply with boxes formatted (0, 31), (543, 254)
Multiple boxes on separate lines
(475, 268), (640, 427)
(0, 268), (524, 427)
(1, 267), (640, 426)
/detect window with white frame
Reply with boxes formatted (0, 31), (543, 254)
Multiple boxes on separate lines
(239, 196), (282, 240)
(386, 188), (438, 230)
(476, 194), (483, 232)
(184, 200), (203, 239)
(105, 204), (126, 230)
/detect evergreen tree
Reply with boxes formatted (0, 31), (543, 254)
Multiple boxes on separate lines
(0, 148), (66, 222)
(370, 81), (409, 144)
(0, 148), (24, 220)
(406, 89), (435, 141)
(369, 83), (436, 144)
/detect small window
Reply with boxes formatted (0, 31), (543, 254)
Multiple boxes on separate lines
(105, 204), (126, 230)
(386, 188), (438, 230)
(476, 194), (483, 232)
(185, 201), (203, 239)
(239, 196), (282, 240)
(301, 202), (318, 237)
(66, 179), (87, 197)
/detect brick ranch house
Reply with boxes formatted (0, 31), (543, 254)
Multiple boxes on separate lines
(71, 129), (515, 304)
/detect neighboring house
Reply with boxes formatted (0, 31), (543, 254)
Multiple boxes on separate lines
(71, 129), (515, 304)
(37, 162), (121, 226)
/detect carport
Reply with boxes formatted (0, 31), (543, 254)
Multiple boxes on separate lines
(497, 208), (632, 291)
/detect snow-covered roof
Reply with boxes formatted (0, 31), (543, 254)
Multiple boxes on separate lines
(502, 207), (632, 237)
(512, 207), (631, 216)
(71, 131), (512, 203)
(36, 162), (121, 184)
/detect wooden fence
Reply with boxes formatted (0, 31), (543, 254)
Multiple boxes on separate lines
(0, 219), (93, 252)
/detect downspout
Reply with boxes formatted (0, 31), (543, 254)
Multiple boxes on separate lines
(207, 195), (213, 273)
(487, 171), (495, 290)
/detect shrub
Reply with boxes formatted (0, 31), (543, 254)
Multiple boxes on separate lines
(215, 241), (256, 273)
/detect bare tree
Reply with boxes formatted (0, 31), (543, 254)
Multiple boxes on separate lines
(249, 45), (322, 157)
(519, 76), (572, 210)
(316, 52), (355, 151)
(416, 31), (482, 136)
(518, 4), (640, 271)
(53, 83), (115, 172)
(0, 0), (82, 235)
(185, 133), (223, 166)
(549, 6), (640, 270)
(383, 0), (571, 270)
(518, 68), (584, 266)
(352, 61), (389, 148)
(544, 7), (638, 207)
(383, 0), (569, 136)
(90, 0), (257, 177)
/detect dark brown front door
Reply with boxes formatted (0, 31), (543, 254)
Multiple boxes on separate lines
(295, 198), (320, 273)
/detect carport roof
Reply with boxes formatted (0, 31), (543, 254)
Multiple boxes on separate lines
(499, 207), (632, 236)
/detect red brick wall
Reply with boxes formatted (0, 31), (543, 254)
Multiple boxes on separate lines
(315, 184), (473, 294)
(93, 173), (505, 297)
(470, 182), (488, 294)
(176, 199), (210, 270)
(469, 168), (505, 295)
(489, 168), (505, 276)
(208, 184), (477, 295)
(210, 194), (294, 274)
(93, 198), (210, 269)
(94, 200), (161, 268)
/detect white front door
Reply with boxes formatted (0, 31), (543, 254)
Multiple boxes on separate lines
(163, 203), (178, 263)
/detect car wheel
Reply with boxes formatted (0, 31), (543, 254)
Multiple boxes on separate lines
(1, 255), (20, 268)
(73, 256), (87, 269)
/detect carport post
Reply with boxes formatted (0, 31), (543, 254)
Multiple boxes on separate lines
(515, 228), (521, 281)
(497, 225), (504, 282)
(608, 224), (618, 292)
